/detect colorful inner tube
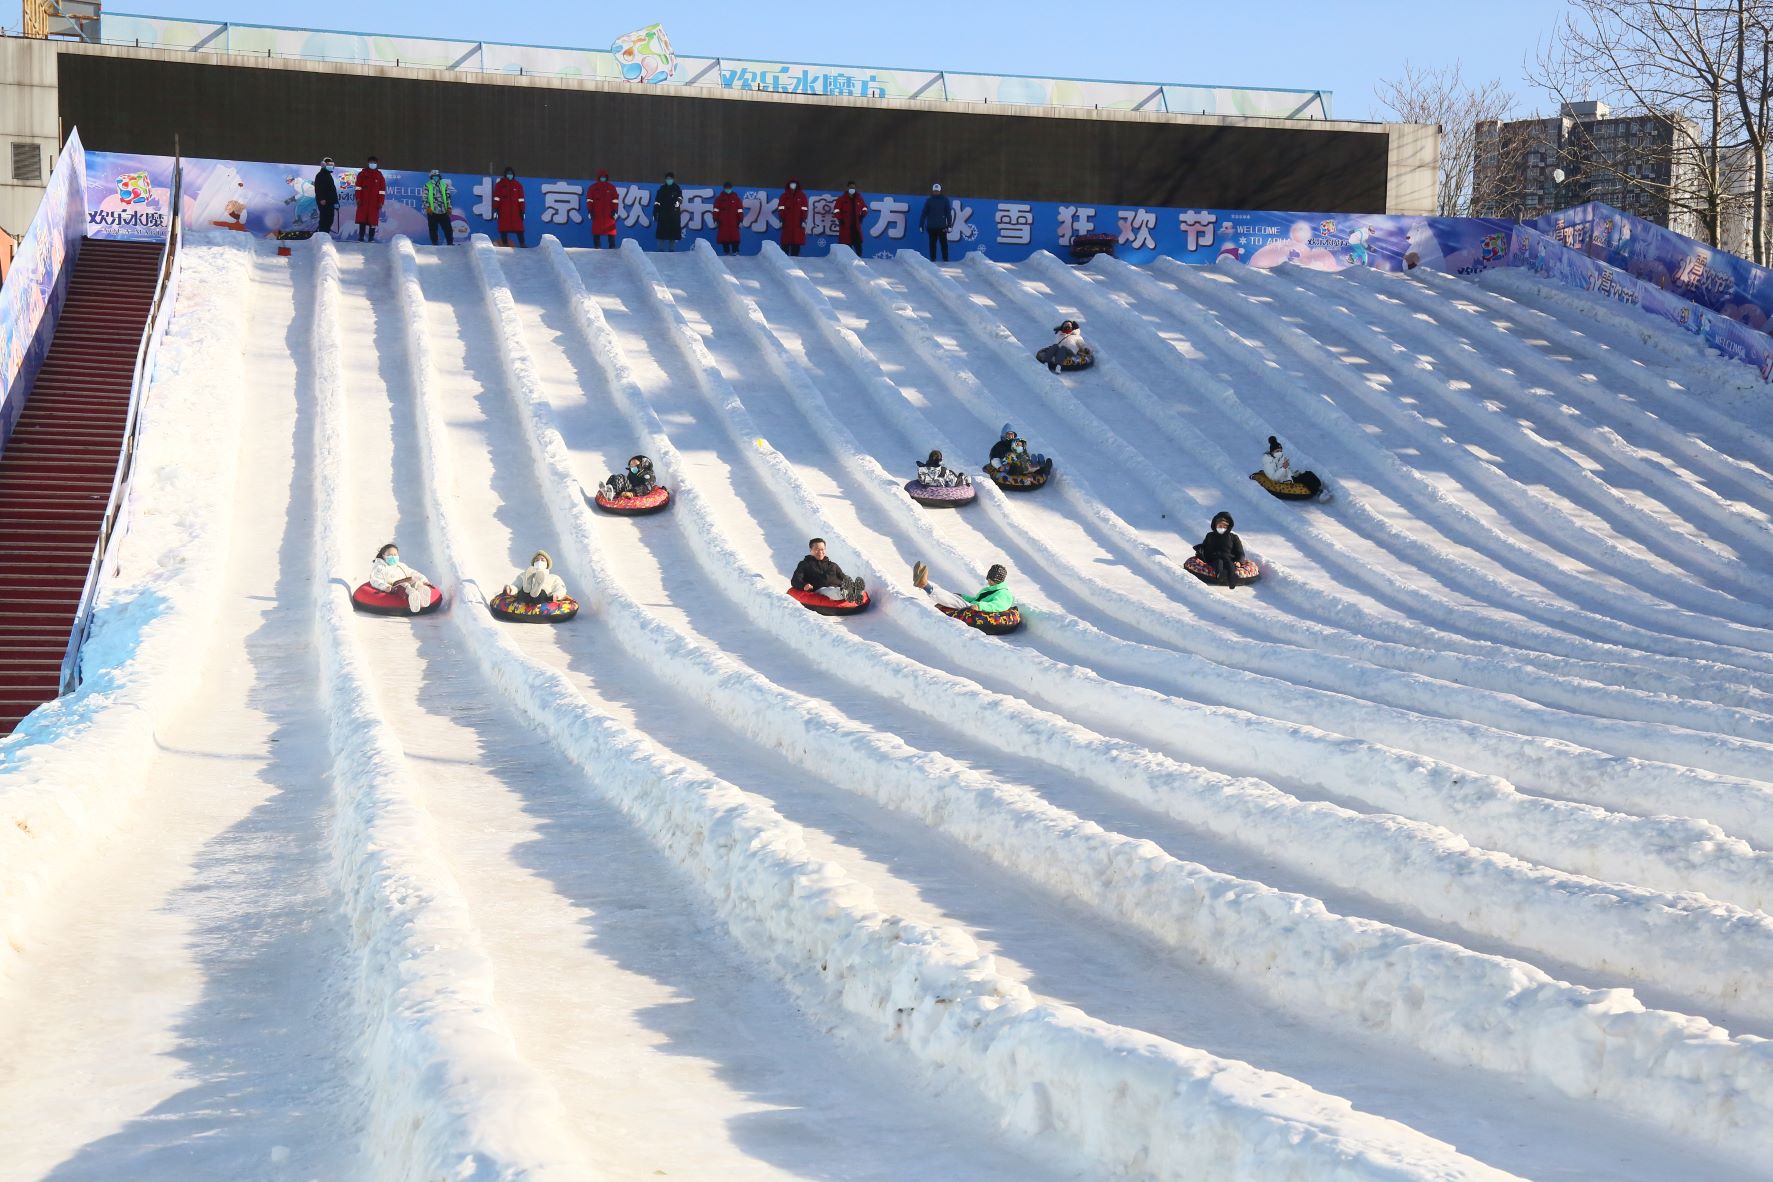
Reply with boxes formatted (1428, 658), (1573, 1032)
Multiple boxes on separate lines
(936, 602), (1023, 635)
(351, 582), (444, 615)
(787, 587), (872, 615)
(593, 485), (672, 515)
(984, 457), (1053, 491)
(1058, 348), (1095, 371)
(1250, 470), (1318, 501)
(904, 479), (976, 507)
(488, 591), (580, 623)
(1183, 556), (1262, 586)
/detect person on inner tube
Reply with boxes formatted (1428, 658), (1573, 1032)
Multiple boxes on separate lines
(369, 542), (436, 613)
(503, 549), (568, 604)
(987, 424), (1046, 474)
(1262, 435), (1323, 497)
(1035, 319), (1087, 372)
(911, 560), (1016, 616)
(915, 448), (972, 488)
(791, 537), (866, 604)
(601, 455), (657, 500)
(1194, 511), (1249, 589)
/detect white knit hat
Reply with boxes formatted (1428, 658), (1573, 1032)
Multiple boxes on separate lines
(931, 183), (943, 192)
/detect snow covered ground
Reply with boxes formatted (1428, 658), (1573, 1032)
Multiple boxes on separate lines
(1, 230), (1770, 1181)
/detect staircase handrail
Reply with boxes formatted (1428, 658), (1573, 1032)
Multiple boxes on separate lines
(59, 155), (184, 695)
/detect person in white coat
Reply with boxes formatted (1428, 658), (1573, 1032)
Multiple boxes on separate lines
(1261, 435), (1325, 498)
(1036, 319), (1087, 371)
(370, 543), (435, 613)
(503, 550), (568, 603)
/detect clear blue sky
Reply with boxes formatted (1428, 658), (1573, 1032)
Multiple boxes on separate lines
(106, 0), (1567, 121)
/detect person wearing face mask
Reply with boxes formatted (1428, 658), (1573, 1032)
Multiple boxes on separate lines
(713, 182), (744, 255)
(368, 543), (436, 613)
(422, 169), (455, 246)
(655, 171), (684, 252)
(354, 156), (386, 243)
(600, 454), (658, 500)
(492, 167), (526, 247)
(777, 179), (809, 257)
(919, 182), (954, 262)
(833, 182), (868, 254)
(1035, 319), (1088, 372)
(1194, 512), (1249, 589)
(587, 170), (619, 248)
(503, 550), (568, 604)
(314, 157), (339, 236)
(1256, 435), (1327, 500)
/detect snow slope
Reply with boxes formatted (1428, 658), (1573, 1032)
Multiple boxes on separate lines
(2, 231), (1769, 1181)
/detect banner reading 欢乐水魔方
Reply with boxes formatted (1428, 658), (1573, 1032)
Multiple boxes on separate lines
(81, 150), (1514, 277)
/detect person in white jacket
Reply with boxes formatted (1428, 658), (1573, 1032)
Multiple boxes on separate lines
(1261, 435), (1325, 498)
(1036, 319), (1088, 371)
(370, 543), (435, 613)
(503, 550), (568, 603)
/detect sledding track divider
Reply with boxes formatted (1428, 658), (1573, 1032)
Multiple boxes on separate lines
(537, 237), (1773, 1165)
(449, 231), (1539, 1182)
(0, 239), (249, 995)
(308, 236), (591, 1182)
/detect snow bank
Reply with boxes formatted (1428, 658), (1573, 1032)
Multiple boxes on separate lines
(0, 235), (244, 992)
(443, 234), (1529, 1182)
(308, 238), (591, 1182)
(533, 237), (1773, 1167)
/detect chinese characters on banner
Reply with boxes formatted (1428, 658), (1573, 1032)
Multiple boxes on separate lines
(82, 150), (1516, 280)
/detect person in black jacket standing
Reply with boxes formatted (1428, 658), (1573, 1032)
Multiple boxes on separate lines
(313, 157), (339, 236)
(655, 172), (684, 252)
(1196, 511), (1248, 588)
(791, 537), (865, 603)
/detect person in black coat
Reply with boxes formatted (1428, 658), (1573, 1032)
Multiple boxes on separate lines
(655, 172), (684, 251)
(1195, 511), (1248, 588)
(791, 537), (865, 603)
(314, 157), (339, 236)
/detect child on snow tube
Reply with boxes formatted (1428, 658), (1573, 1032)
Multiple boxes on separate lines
(986, 425), (1048, 475)
(790, 537), (867, 605)
(599, 455), (658, 501)
(489, 549), (578, 620)
(914, 449), (972, 488)
(1253, 435), (1326, 500)
(911, 560), (1023, 633)
(363, 542), (439, 613)
(1035, 320), (1091, 372)
(1188, 511), (1259, 588)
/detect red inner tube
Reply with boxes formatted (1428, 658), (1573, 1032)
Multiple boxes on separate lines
(352, 582), (444, 614)
(594, 486), (672, 515)
(787, 587), (872, 615)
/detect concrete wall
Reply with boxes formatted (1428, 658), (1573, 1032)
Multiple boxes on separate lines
(0, 38), (61, 236)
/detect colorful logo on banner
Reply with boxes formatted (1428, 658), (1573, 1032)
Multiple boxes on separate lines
(116, 171), (153, 205)
(611, 23), (675, 85)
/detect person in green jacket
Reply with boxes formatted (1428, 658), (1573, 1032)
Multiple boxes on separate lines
(911, 560), (1015, 614)
(422, 170), (455, 246)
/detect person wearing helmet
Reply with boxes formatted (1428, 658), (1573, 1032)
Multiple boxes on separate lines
(914, 448), (971, 488)
(919, 182), (955, 261)
(503, 550), (568, 604)
(910, 560), (1015, 614)
(599, 455), (657, 500)
(1195, 511), (1248, 589)
(1036, 319), (1087, 372)
(422, 169), (455, 246)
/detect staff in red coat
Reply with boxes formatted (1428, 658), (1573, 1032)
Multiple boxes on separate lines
(777, 179), (809, 257)
(833, 182), (868, 254)
(714, 181), (744, 256)
(587, 170), (619, 248)
(354, 155), (386, 243)
(492, 167), (526, 247)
